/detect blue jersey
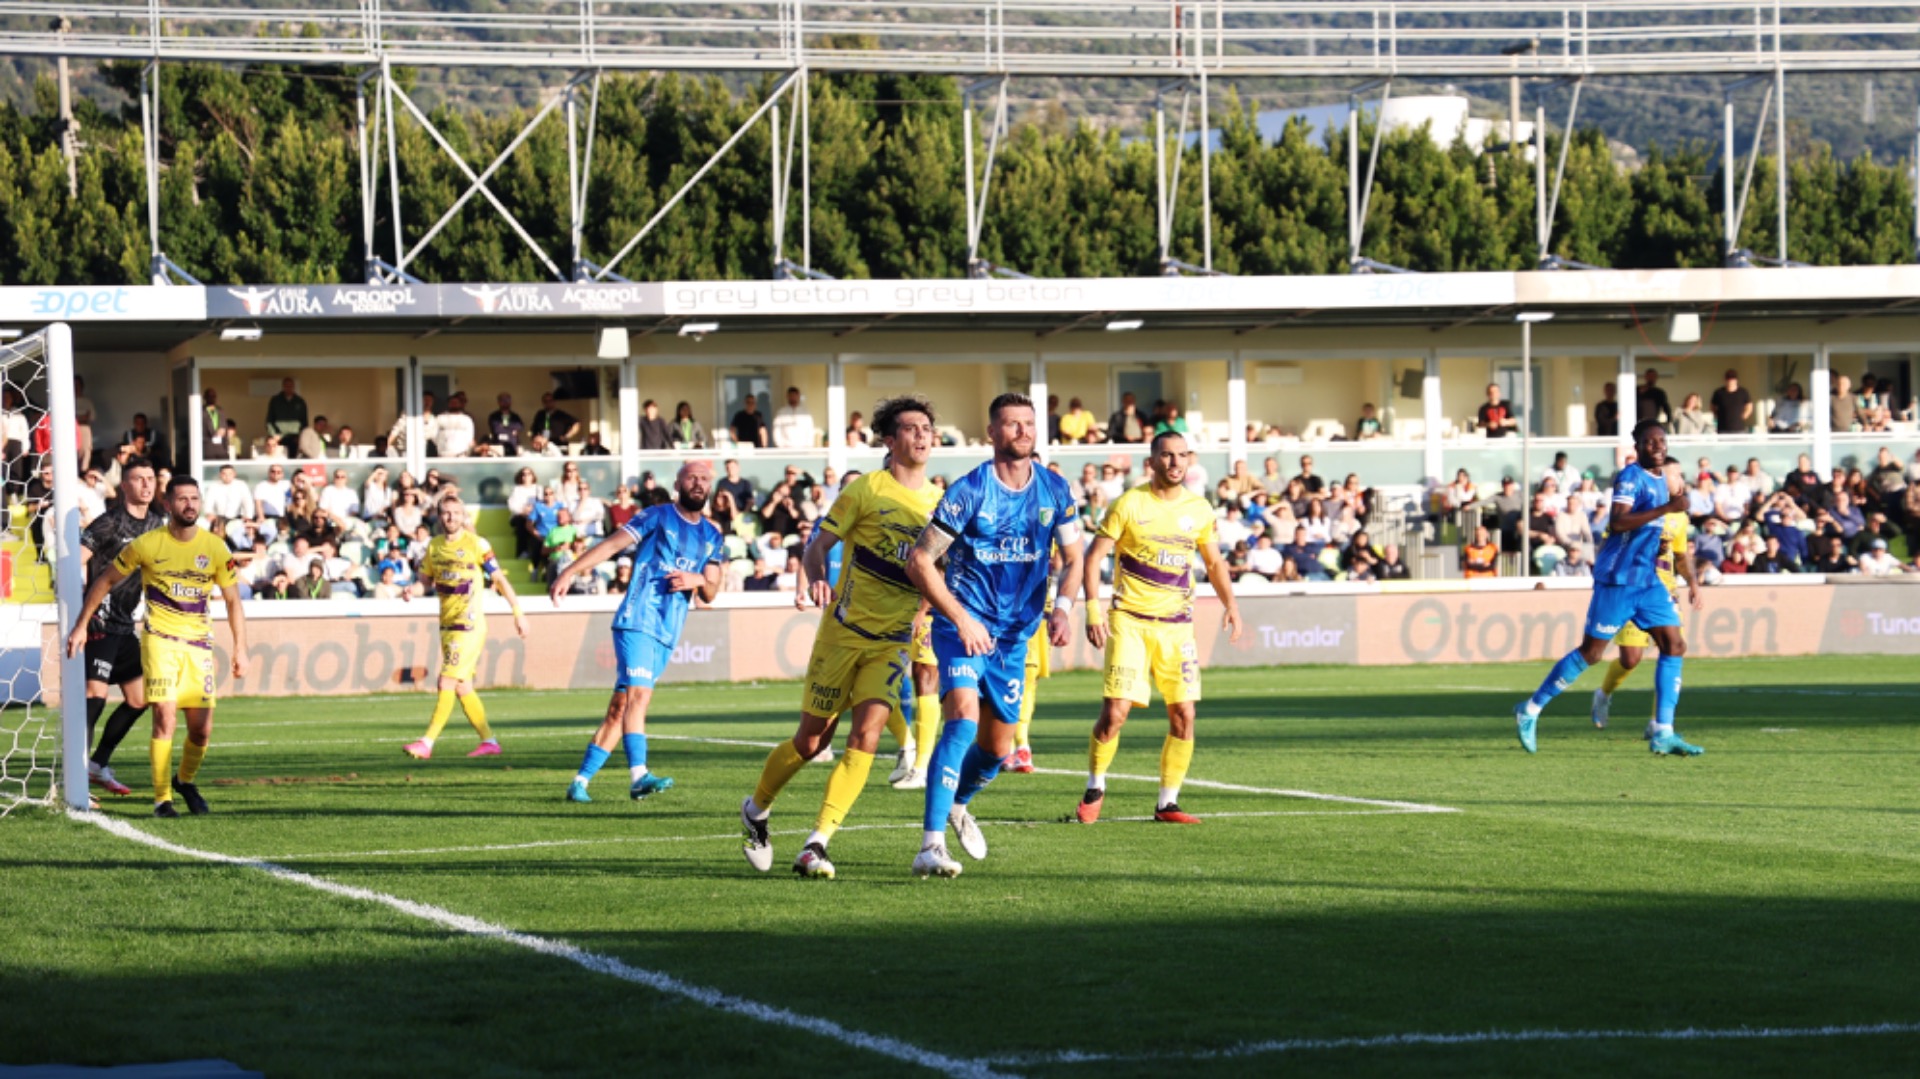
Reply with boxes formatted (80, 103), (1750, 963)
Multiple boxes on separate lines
(929, 461), (1078, 641)
(612, 503), (726, 645)
(1593, 462), (1670, 587)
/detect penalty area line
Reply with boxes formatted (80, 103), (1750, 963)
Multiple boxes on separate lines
(1028, 767), (1458, 814)
(978, 1021), (1920, 1066)
(73, 809), (1011, 1079)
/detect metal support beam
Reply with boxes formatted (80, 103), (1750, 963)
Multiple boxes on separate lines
(1538, 78), (1584, 268)
(1811, 346), (1832, 474)
(568, 70), (602, 281)
(186, 358), (203, 484)
(1347, 79), (1395, 274)
(138, 61), (198, 286)
(597, 69), (802, 282)
(1421, 351), (1443, 486)
(1775, 65), (1788, 264)
(1719, 75), (1768, 267)
(1227, 353), (1247, 466)
(826, 356), (848, 472)
(963, 76), (1011, 278)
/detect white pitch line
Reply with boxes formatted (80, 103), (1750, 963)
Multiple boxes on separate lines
(245, 809), (1421, 863)
(1029, 767), (1458, 814)
(980, 1021), (1920, 1065)
(75, 809), (1009, 1079)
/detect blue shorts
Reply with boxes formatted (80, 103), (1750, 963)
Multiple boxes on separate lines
(931, 617), (1031, 724)
(613, 629), (675, 690)
(1584, 582), (1679, 642)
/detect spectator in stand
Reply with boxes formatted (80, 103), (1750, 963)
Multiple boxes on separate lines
(1300, 500), (1333, 545)
(1293, 455), (1327, 497)
(540, 509), (581, 576)
(1770, 382), (1810, 433)
(371, 565), (406, 599)
(1867, 447), (1907, 514)
(1354, 402), (1384, 440)
(391, 488), (425, 536)
(507, 466), (541, 557)
(1243, 534), (1284, 581)
(1442, 469), (1480, 515)
(526, 486), (561, 570)
(1377, 542), (1411, 580)
(293, 560), (333, 600)
(1554, 545), (1592, 577)
(715, 458), (754, 511)
(205, 464), (253, 524)
(1825, 490), (1866, 541)
(772, 386), (816, 448)
(608, 558), (634, 594)
(484, 393), (524, 456)
(252, 461), (290, 527)
(1541, 453), (1578, 495)
(844, 411), (872, 448)
(1761, 493), (1809, 567)
(1594, 382), (1620, 437)
(1710, 369), (1754, 434)
(1341, 530), (1381, 580)
(1492, 476), (1525, 551)
(1058, 397), (1101, 444)
(333, 424), (361, 459)
(1857, 375), (1892, 432)
(608, 485), (640, 532)
(121, 413), (166, 469)
(1462, 525), (1499, 578)
(531, 392), (580, 447)
(1071, 462), (1098, 507)
(1281, 525), (1330, 581)
(1526, 493), (1562, 568)
(1097, 463), (1126, 502)
(1831, 374), (1858, 433)
(581, 431), (611, 456)
(298, 416), (334, 460)
(319, 468), (363, 533)
(1860, 538), (1908, 576)
(1555, 492), (1595, 561)
(436, 393), (476, 457)
(1216, 504), (1253, 552)
(1107, 391), (1148, 444)
(637, 399), (674, 450)
(1813, 534), (1858, 575)
(1637, 369), (1672, 427)
(575, 489), (607, 541)
(1674, 393), (1712, 436)
(266, 377), (308, 455)
(1477, 383), (1518, 438)
(1260, 456), (1286, 499)
(525, 432), (563, 458)
(1686, 475), (1717, 526)
(1154, 402), (1189, 437)
(659, 400), (705, 450)
(361, 465), (393, 522)
(557, 459), (585, 511)
(728, 394), (768, 448)
(1743, 457), (1776, 498)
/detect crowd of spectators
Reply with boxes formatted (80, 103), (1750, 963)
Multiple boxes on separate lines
(1593, 369), (1917, 440)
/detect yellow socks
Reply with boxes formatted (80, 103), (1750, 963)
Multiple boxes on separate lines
(912, 695), (940, 773)
(812, 748), (875, 840)
(752, 739), (810, 811)
(150, 736), (173, 804)
(179, 739), (207, 784)
(423, 690), (457, 742)
(1159, 734), (1194, 808)
(1087, 732), (1119, 790)
(885, 706), (911, 751)
(459, 692), (494, 741)
(1600, 660), (1631, 696)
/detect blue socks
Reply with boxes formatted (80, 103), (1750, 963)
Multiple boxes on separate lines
(1528, 650), (1592, 712)
(954, 742), (1003, 806)
(576, 743), (610, 782)
(1654, 654), (1683, 727)
(922, 718), (976, 832)
(622, 732), (648, 769)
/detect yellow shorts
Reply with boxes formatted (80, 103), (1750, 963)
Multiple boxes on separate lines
(440, 628), (485, 682)
(1025, 623), (1050, 680)
(909, 617), (935, 668)
(1102, 610), (1200, 707)
(1614, 620), (1683, 651)
(803, 621), (908, 720)
(143, 634), (216, 708)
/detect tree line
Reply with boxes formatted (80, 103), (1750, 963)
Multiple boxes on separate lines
(0, 62), (1913, 286)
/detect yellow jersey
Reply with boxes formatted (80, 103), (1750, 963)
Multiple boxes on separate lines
(422, 530), (501, 633)
(1654, 512), (1690, 594)
(1098, 484), (1216, 622)
(821, 470), (941, 642)
(113, 527), (238, 645)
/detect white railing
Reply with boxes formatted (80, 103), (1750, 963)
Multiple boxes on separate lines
(1, 1), (1918, 75)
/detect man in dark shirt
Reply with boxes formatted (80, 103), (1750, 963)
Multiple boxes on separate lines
(715, 458), (755, 511)
(1753, 535), (1795, 574)
(1492, 477), (1526, 551)
(1593, 381), (1620, 438)
(1812, 535), (1857, 575)
(1636, 369), (1672, 426)
(731, 395), (769, 448)
(1477, 383), (1517, 438)
(637, 399), (675, 451)
(488, 393), (526, 455)
(1293, 454), (1326, 496)
(1107, 392), (1147, 444)
(1376, 542), (1411, 580)
(530, 393), (579, 446)
(78, 456), (167, 796)
(1279, 526), (1329, 580)
(265, 377), (308, 455)
(1709, 368), (1753, 434)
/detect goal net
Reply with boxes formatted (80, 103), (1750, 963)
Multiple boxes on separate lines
(0, 323), (86, 815)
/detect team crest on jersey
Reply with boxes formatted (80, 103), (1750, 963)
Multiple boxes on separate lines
(194, 555), (210, 570)
(1039, 507), (1054, 527)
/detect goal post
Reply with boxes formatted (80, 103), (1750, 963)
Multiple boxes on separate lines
(0, 322), (87, 815)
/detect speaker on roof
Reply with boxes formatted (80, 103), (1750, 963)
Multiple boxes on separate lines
(1397, 369), (1426, 399)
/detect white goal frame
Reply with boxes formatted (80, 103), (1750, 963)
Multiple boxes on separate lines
(0, 323), (86, 813)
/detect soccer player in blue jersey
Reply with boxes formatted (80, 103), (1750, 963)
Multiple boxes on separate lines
(905, 393), (1084, 878)
(1514, 420), (1704, 756)
(551, 461), (726, 802)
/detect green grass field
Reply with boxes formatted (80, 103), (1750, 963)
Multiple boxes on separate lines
(5, 656), (1919, 1077)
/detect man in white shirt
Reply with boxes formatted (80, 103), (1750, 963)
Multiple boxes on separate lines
(1714, 471), (1751, 523)
(1860, 539), (1908, 577)
(318, 468), (362, 529)
(435, 393), (476, 457)
(771, 386), (817, 449)
(1245, 535), (1285, 580)
(205, 464), (255, 522)
(1541, 453), (1578, 496)
(252, 463), (291, 520)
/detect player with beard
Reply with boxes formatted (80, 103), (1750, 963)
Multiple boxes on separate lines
(76, 455), (165, 797)
(905, 393), (1082, 878)
(66, 477), (249, 816)
(552, 461), (725, 802)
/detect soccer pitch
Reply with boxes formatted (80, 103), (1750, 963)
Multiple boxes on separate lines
(5, 656), (1919, 1077)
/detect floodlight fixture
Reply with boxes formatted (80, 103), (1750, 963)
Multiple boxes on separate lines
(596, 326), (631, 359)
(1514, 311), (1555, 324)
(219, 326), (263, 342)
(1105, 319), (1144, 332)
(1666, 312), (1702, 344)
(678, 322), (720, 338)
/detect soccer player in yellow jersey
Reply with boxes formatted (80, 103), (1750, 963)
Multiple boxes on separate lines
(1076, 431), (1241, 824)
(66, 477), (247, 818)
(402, 493), (529, 760)
(1591, 461), (1703, 736)
(741, 395), (940, 878)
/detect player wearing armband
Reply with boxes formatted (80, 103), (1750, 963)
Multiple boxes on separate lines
(905, 393), (1083, 879)
(1514, 420), (1703, 756)
(1076, 431), (1242, 823)
(1591, 461), (1704, 737)
(65, 477), (248, 817)
(401, 493), (529, 760)
(552, 461), (725, 803)
(739, 396), (939, 878)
